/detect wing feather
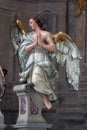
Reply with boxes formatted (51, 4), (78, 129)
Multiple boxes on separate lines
(52, 32), (82, 90)
(10, 19), (25, 54)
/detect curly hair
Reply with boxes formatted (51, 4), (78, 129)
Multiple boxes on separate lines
(33, 16), (47, 31)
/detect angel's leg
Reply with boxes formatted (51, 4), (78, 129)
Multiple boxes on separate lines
(27, 65), (55, 109)
(41, 93), (52, 110)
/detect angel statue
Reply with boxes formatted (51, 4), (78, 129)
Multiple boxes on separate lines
(0, 65), (6, 100)
(10, 16), (82, 110)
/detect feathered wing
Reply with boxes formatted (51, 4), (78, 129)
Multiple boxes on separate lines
(10, 19), (26, 54)
(52, 32), (82, 90)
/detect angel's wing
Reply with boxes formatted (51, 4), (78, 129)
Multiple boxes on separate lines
(52, 32), (82, 90)
(0, 66), (6, 98)
(10, 19), (26, 54)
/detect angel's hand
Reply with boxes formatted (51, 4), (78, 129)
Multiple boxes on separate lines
(37, 32), (42, 46)
(24, 35), (38, 52)
(35, 34), (38, 45)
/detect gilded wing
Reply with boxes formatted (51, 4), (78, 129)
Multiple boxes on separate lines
(52, 31), (73, 43)
(10, 19), (26, 54)
(52, 32), (82, 90)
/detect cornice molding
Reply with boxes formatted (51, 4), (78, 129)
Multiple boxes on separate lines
(0, 6), (16, 15)
(84, 11), (87, 63)
(16, 0), (70, 3)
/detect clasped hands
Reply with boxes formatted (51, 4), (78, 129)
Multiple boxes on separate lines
(34, 32), (43, 47)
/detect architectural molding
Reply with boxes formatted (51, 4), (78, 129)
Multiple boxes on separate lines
(0, 6), (16, 15)
(36, 9), (58, 32)
(16, 0), (69, 3)
(84, 11), (87, 63)
(0, 6), (18, 83)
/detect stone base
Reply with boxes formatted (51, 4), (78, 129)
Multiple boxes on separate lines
(0, 111), (4, 124)
(0, 124), (52, 130)
(13, 84), (47, 125)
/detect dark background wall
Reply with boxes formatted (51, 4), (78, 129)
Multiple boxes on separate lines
(0, 0), (87, 130)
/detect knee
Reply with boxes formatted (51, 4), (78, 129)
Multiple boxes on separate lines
(32, 76), (38, 85)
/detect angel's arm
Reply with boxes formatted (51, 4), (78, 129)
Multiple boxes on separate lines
(24, 41), (37, 52)
(24, 35), (38, 52)
(37, 32), (56, 52)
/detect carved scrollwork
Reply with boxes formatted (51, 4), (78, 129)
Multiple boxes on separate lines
(74, 0), (87, 15)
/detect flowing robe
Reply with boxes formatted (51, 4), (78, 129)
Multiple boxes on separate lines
(18, 32), (59, 101)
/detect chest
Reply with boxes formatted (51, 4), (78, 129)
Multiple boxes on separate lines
(30, 32), (46, 41)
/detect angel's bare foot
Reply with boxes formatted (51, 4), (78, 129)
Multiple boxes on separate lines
(44, 98), (52, 110)
(41, 94), (52, 110)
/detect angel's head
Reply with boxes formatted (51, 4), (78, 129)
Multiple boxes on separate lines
(29, 16), (47, 31)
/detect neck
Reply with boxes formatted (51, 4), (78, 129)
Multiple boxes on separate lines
(35, 26), (41, 32)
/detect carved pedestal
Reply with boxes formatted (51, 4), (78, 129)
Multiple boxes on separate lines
(13, 84), (52, 130)
(0, 110), (4, 124)
(13, 84), (46, 124)
(0, 98), (4, 124)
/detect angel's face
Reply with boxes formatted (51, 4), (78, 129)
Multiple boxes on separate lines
(29, 18), (37, 30)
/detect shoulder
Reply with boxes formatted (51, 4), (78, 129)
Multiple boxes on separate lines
(25, 31), (34, 36)
(42, 30), (52, 37)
